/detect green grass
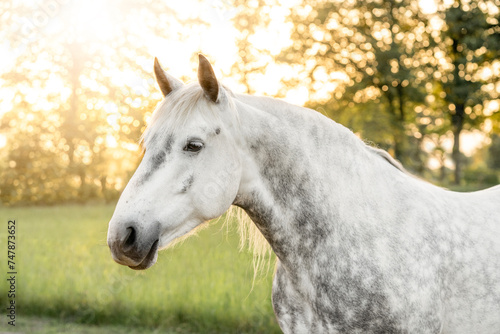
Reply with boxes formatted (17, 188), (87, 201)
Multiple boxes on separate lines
(5, 316), (210, 333)
(0, 204), (280, 333)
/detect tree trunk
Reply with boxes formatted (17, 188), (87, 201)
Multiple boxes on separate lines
(66, 42), (86, 196)
(78, 168), (87, 201)
(395, 84), (410, 165)
(385, 89), (404, 160)
(451, 103), (465, 185)
(100, 175), (109, 202)
(440, 164), (447, 182)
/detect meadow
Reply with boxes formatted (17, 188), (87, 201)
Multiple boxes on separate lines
(0, 204), (280, 333)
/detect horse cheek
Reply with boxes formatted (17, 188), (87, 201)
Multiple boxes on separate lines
(195, 159), (240, 220)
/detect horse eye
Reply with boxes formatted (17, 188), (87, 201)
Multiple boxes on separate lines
(183, 141), (204, 152)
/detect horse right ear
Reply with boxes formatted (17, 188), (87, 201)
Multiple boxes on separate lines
(154, 57), (183, 97)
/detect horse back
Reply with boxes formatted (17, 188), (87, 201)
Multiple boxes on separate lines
(437, 185), (500, 333)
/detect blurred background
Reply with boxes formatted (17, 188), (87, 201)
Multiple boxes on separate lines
(0, 0), (499, 333)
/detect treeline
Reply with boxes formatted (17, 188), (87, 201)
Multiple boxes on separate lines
(232, 0), (500, 184)
(1, 0), (499, 206)
(0, 1), (206, 205)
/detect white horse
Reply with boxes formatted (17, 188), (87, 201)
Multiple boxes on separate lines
(107, 54), (500, 334)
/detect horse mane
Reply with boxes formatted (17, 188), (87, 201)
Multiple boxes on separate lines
(226, 207), (275, 280)
(365, 145), (409, 175)
(141, 83), (237, 149)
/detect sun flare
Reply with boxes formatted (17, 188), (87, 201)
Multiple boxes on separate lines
(68, 0), (117, 42)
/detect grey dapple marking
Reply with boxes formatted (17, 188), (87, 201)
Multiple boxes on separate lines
(108, 54), (500, 333)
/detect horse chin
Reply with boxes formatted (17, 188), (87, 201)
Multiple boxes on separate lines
(128, 240), (159, 270)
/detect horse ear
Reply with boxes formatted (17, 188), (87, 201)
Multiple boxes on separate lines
(197, 54), (219, 103)
(154, 57), (183, 97)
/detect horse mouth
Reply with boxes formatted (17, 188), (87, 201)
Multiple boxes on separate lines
(128, 239), (159, 270)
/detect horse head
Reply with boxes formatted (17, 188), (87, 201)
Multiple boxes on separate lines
(107, 55), (242, 270)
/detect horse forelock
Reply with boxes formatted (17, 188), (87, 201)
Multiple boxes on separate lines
(141, 83), (236, 150)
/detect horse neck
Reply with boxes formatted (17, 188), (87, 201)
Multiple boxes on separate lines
(232, 94), (401, 264)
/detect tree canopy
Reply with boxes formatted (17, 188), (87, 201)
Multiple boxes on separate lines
(0, 0), (209, 204)
(232, 0), (500, 183)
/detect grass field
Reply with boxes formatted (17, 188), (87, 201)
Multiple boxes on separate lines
(0, 204), (280, 333)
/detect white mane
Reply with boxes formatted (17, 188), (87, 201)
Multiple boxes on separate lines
(366, 145), (408, 174)
(141, 84), (225, 149)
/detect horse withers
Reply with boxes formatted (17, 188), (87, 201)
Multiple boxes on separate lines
(107, 54), (500, 334)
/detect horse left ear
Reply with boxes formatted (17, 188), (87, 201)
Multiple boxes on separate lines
(198, 54), (219, 103)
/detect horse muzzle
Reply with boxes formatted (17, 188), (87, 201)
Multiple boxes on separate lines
(107, 222), (160, 270)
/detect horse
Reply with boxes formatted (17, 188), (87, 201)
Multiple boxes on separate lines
(107, 54), (500, 334)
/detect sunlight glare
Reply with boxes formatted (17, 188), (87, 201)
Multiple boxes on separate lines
(69, 0), (116, 42)
(285, 86), (309, 106)
(149, 0), (239, 79)
(0, 42), (16, 77)
(419, 0), (438, 14)
(0, 134), (6, 149)
(462, 131), (489, 156)
(105, 134), (118, 148)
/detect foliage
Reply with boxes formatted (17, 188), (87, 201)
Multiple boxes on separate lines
(437, 0), (500, 183)
(268, 0), (437, 169)
(463, 165), (499, 185)
(230, 0), (279, 94)
(488, 133), (500, 170)
(230, 0), (500, 183)
(0, 204), (279, 333)
(0, 1), (208, 205)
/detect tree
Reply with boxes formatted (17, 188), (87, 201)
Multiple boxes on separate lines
(230, 0), (293, 96)
(230, 0), (499, 182)
(232, 0), (436, 169)
(291, 0), (437, 169)
(488, 134), (500, 171)
(0, 0), (209, 204)
(438, 0), (500, 184)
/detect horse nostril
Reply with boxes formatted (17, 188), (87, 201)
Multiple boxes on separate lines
(123, 226), (137, 251)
